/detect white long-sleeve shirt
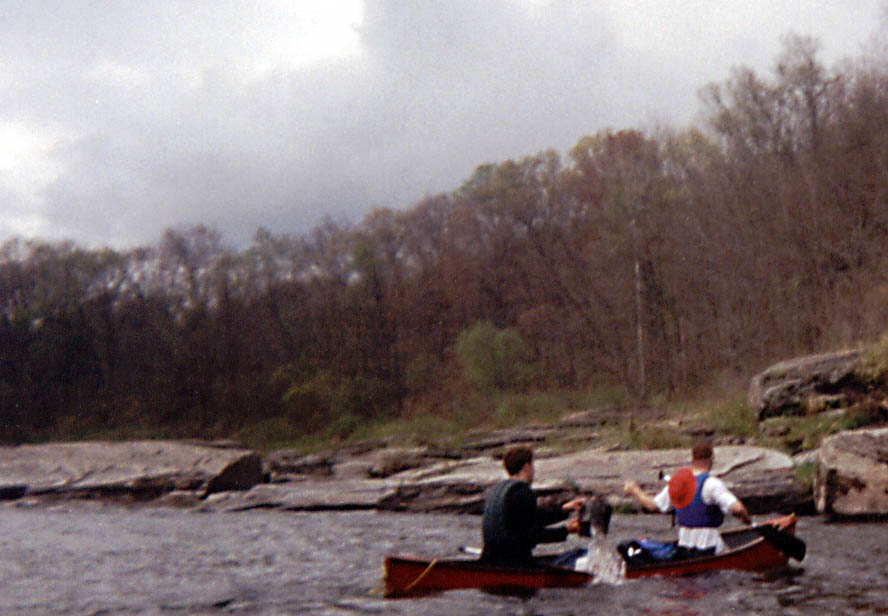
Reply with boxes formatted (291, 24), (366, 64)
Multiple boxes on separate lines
(653, 473), (738, 553)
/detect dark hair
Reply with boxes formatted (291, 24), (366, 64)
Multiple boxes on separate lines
(691, 440), (713, 461)
(503, 445), (533, 476)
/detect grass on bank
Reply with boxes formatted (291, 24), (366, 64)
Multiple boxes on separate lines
(228, 387), (728, 456)
(235, 386), (887, 459)
(233, 385), (628, 454)
(51, 381), (884, 459)
(233, 383), (792, 456)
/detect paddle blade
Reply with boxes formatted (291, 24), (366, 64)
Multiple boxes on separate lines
(754, 524), (806, 562)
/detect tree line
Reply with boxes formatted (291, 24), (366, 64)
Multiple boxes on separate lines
(2, 34), (887, 443)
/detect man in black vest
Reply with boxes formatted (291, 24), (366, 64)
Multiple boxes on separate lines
(480, 445), (584, 565)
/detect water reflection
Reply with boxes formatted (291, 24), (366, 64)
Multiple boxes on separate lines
(0, 503), (883, 614)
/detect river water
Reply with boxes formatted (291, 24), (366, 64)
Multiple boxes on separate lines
(0, 502), (885, 615)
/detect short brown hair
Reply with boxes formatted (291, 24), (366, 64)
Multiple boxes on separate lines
(503, 445), (533, 475)
(691, 440), (713, 462)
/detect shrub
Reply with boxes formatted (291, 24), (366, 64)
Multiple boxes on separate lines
(326, 412), (359, 440)
(855, 330), (888, 388)
(456, 321), (534, 391)
(234, 416), (306, 452)
(282, 370), (338, 432)
(331, 375), (396, 419)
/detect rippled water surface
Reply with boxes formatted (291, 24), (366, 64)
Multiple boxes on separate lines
(0, 503), (885, 615)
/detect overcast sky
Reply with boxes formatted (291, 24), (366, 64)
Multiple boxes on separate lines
(0, 1), (884, 249)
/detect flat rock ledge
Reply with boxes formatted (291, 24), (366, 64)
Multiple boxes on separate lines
(198, 445), (811, 516)
(0, 441), (815, 516)
(0, 440), (262, 504)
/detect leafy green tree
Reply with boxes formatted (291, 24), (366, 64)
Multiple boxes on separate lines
(456, 321), (533, 391)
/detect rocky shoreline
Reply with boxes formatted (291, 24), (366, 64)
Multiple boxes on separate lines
(0, 424), (884, 520)
(2, 350), (886, 519)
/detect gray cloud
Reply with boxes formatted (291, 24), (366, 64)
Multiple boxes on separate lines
(0, 0), (882, 248)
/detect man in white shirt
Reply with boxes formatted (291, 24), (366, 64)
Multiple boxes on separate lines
(623, 440), (752, 556)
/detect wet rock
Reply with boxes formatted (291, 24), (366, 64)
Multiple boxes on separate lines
(198, 478), (397, 512)
(377, 482), (487, 514)
(814, 426), (888, 517)
(367, 447), (428, 478)
(748, 350), (861, 419)
(155, 490), (204, 508)
(204, 451), (264, 495)
(264, 451), (333, 478)
(0, 440), (263, 501)
(322, 446), (452, 479)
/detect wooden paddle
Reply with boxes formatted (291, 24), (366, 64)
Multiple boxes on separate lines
(752, 524), (806, 561)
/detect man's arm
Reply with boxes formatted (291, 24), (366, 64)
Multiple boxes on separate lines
(706, 477), (752, 525)
(508, 483), (569, 549)
(535, 495), (572, 527)
(623, 479), (660, 513)
(729, 499), (752, 525)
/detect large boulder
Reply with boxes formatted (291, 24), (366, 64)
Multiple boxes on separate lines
(813, 426), (888, 517)
(0, 440), (263, 501)
(748, 350), (862, 419)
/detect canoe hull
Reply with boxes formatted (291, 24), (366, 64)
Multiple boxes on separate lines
(624, 514), (798, 579)
(382, 555), (591, 598)
(383, 515), (799, 595)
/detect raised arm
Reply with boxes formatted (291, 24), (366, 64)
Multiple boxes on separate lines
(623, 479), (659, 513)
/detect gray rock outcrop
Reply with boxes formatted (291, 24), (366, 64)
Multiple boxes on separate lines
(0, 440), (263, 501)
(0, 438), (819, 516)
(748, 350), (861, 419)
(814, 426), (888, 517)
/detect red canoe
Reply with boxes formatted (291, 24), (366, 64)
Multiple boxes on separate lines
(382, 555), (591, 598)
(382, 514), (800, 596)
(624, 514), (799, 579)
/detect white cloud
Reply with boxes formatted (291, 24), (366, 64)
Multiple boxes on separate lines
(0, 0), (881, 248)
